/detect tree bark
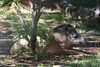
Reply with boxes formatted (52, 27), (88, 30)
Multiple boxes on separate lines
(30, 0), (42, 52)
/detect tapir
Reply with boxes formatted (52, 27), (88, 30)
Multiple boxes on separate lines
(46, 24), (85, 55)
(10, 24), (85, 55)
(46, 0), (78, 18)
(46, 0), (100, 20)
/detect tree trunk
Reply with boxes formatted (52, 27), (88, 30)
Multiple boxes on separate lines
(30, 0), (41, 53)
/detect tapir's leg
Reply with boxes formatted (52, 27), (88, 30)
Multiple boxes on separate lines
(46, 41), (81, 55)
(61, 49), (81, 55)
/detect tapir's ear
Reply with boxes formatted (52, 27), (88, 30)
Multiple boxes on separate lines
(65, 25), (73, 33)
(67, 24), (73, 27)
(65, 25), (70, 33)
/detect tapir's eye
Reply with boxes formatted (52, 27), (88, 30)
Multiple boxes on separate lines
(74, 36), (78, 38)
(99, 13), (100, 17)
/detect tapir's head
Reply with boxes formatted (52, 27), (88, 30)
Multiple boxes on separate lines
(52, 24), (85, 47)
(65, 25), (85, 44)
(94, 7), (100, 18)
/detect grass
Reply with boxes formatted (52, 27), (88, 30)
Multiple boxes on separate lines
(36, 54), (100, 67)
(1, 54), (100, 67)
(40, 13), (66, 21)
(64, 55), (100, 67)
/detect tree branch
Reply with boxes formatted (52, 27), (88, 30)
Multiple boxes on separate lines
(14, 0), (24, 25)
(40, 7), (44, 14)
(37, 0), (41, 12)
(29, 0), (35, 10)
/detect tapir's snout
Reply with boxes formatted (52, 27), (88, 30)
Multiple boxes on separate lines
(79, 36), (86, 44)
(79, 42), (83, 44)
(79, 41), (86, 45)
(71, 34), (86, 45)
(79, 35), (86, 45)
(98, 13), (100, 17)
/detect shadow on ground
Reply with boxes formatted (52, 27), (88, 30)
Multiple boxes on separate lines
(0, 22), (13, 55)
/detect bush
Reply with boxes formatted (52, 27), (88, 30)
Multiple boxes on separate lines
(0, 0), (11, 5)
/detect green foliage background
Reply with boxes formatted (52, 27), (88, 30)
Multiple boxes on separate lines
(0, 0), (11, 5)
(67, 0), (100, 8)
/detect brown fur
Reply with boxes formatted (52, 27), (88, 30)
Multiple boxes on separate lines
(46, 39), (80, 55)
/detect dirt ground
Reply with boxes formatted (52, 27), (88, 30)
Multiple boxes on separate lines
(0, 1), (100, 67)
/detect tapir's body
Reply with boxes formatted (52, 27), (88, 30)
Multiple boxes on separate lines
(46, 24), (85, 55)
(46, 0), (100, 20)
(46, 0), (78, 18)
(10, 24), (85, 55)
